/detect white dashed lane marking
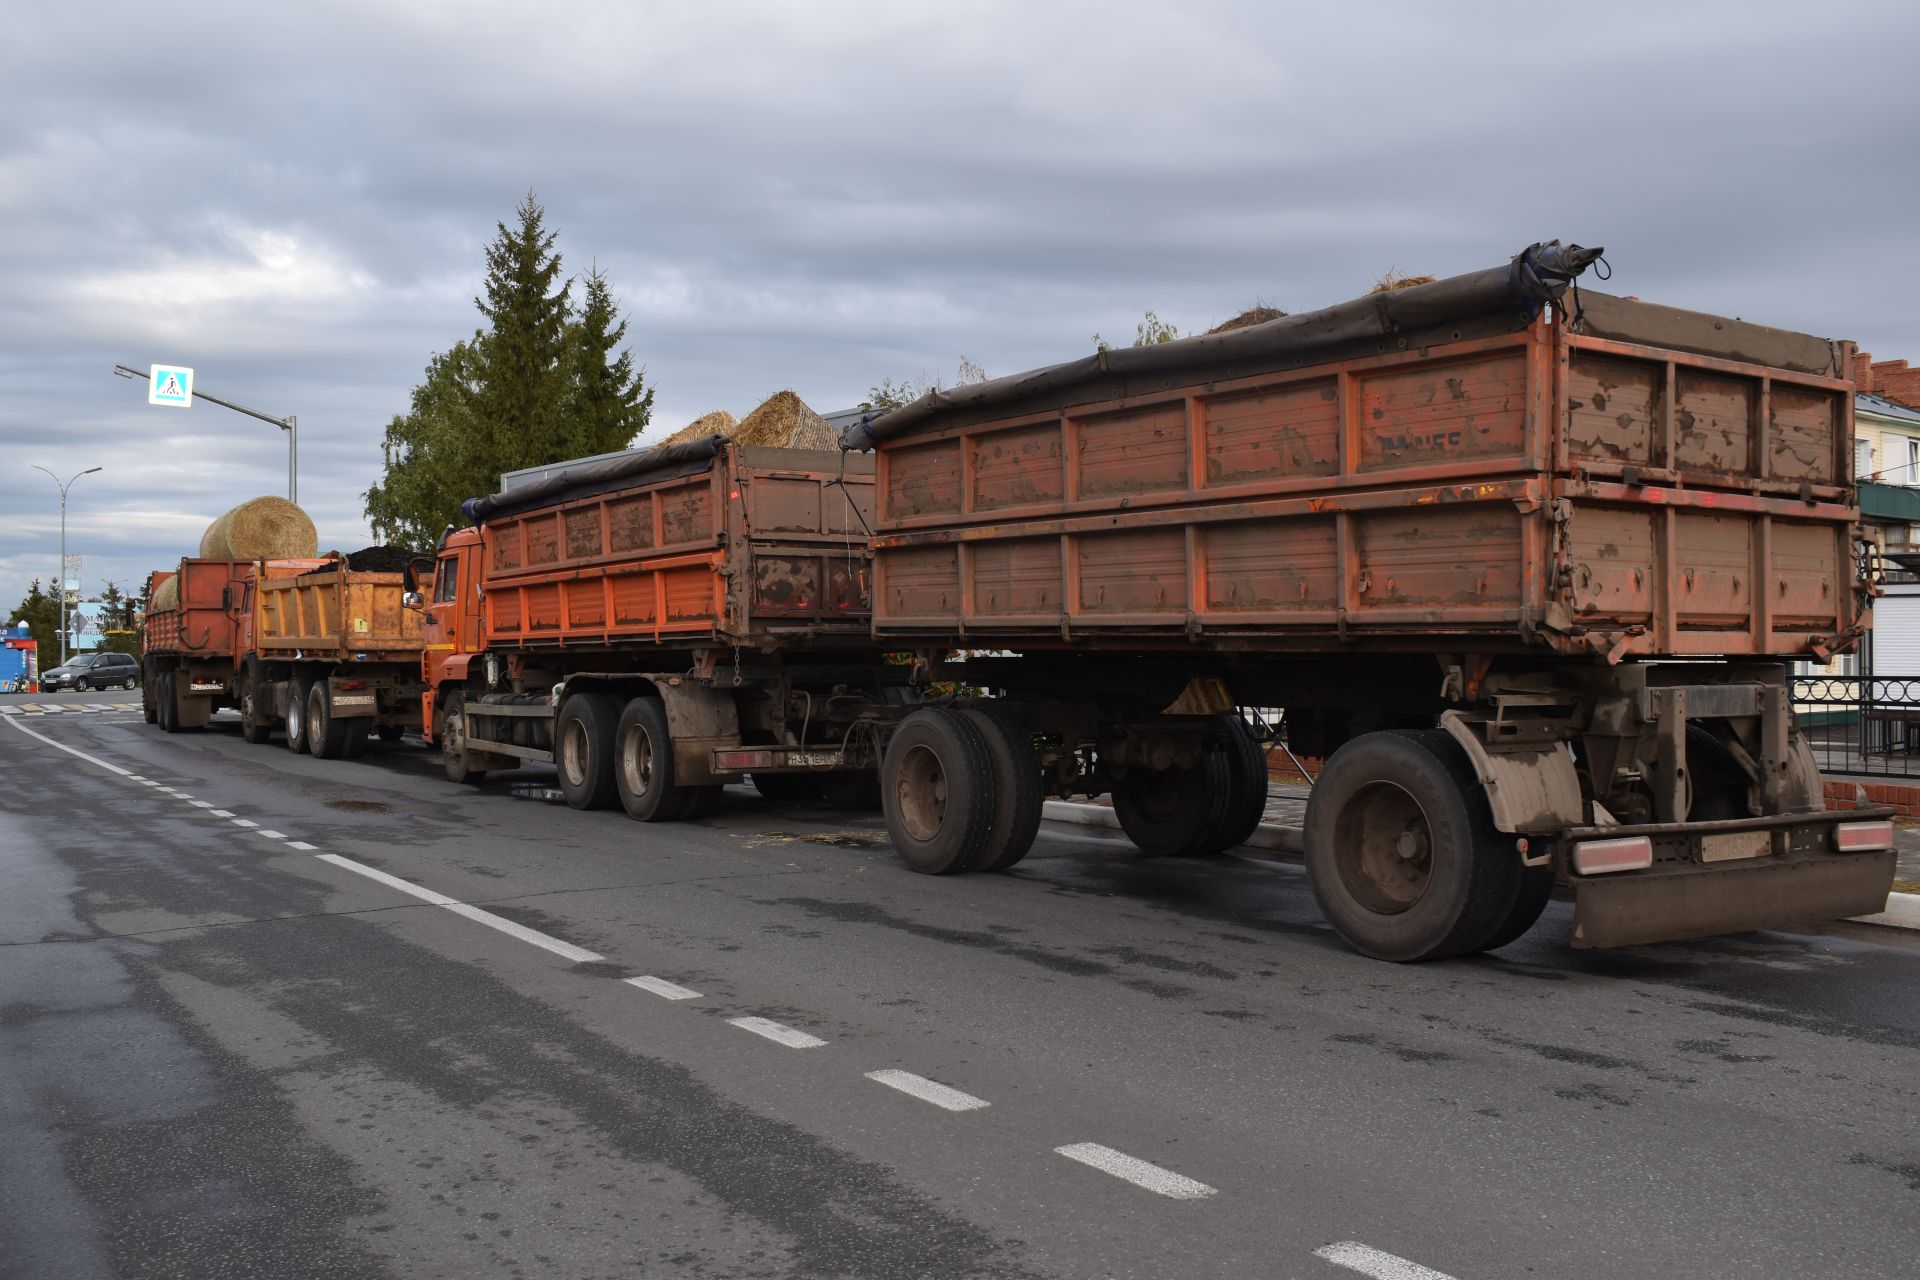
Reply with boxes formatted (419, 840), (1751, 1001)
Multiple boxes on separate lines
(1053, 1143), (1216, 1200)
(727, 1017), (827, 1049)
(257, 830), (287, 840)
(209, 809), (235, 818)
(286, 841), (318, 851)
(312, 853), (604, 964)
(624, 975), (702, 1001)
(231, 818), (258, 828)
(1314, 1242), (1460, 1280)
(866, 1069), (990, 1112)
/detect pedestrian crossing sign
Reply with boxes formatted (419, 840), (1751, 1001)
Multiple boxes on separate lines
(149, 364), (193, 407)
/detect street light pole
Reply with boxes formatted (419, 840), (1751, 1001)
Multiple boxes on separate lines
(112, 365), (297, 504)
(29, 465), (102, 667)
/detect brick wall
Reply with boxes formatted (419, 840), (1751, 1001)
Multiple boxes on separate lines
(1856, 351), (1920, 412)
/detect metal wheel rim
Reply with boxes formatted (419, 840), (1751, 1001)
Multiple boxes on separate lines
(1333, 780), (1435, 914)
(288, 695), (305, 745)
(560, 719), (589, 787)
(620, 722), (656, 797)
(896, 743), (949, 843)
(443, 707), (464, 763)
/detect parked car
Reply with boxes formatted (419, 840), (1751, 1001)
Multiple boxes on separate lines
(41, 651), (140, 691)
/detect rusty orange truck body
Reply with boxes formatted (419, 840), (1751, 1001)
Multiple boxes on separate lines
(143, 553), (427, 755)
(839, 242), (1895, 958)
(419, 441), (892, 812)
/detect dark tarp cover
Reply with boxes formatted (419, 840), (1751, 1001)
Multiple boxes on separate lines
(846, 241), (1605, 447)
(461, 436), (727, 525)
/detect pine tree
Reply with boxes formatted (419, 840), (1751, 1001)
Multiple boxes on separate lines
(363, 194), (654, 549)
(560, 263), (654, 459)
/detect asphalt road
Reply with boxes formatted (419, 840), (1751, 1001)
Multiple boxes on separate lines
(3, 689), (1918, 1280)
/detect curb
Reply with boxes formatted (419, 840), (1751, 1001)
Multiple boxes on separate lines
(1040, 801), (1917, 930)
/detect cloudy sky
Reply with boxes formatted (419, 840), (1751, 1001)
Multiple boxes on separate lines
(3, 1), (1917, 615)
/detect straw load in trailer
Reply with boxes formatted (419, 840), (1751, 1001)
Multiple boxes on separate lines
(658, 391), (839, 451)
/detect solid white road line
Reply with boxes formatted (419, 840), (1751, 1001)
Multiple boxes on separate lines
(624, 975), (702, 1001)
(312, 853), (604, 964)
(1053, 1143), (1216, 1200)
(865, 1069), (989, 1112)
(1314, 1242), (1459, 1280)
(727, 1016), (827, 1049)
(4, 717), (135, 775)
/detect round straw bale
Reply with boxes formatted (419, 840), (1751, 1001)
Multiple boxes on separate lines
(658, 410), (739, 448)
(150, 576), (179, 613)
(732, 391), (837, 450)
(198, 497), (318, 560)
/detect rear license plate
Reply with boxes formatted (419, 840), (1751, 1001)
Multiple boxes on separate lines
(1700, 830), (1771, 863)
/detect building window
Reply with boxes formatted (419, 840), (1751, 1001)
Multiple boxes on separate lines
(1857, 438), (1874, 479)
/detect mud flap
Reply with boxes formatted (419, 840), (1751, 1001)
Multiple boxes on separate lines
(1570, 851), (1896, 949)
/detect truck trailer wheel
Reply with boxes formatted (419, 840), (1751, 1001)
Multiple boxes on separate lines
(1111, 751), (1234, 857)
(440, 694), (490, 785)
(1480, 864), (1555, 952)
(309, 683), (353, 760)
(960, 707), (1043, 872)
(1303, 730), (1521, 962)
(240, 686), (273, 745)
(1215, 715), (1271, 852)
(155, 672), (177, 733)
(614, 696), (694, 821)
(378, 724), (406, 743)
(142, 664), (159, 724)
(285, 677), (314, 754)
(881, 709), (998, 875)
(556, 693), (619, 810)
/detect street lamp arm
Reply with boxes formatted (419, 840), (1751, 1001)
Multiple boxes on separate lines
(112, 361), (297, 503)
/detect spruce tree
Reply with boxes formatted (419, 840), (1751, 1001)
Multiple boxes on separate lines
(363, 193), (654, 549)
(561, 262), (654, 459)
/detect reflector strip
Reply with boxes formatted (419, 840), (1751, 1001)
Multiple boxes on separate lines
(1834, 820), (1895, 853)
(1572, 836), (1653, 875)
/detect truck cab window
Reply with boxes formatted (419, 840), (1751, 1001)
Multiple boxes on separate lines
(434, 559), (458, 604)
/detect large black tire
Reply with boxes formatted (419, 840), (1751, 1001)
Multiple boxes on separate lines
(880, 709), (998, 875)
(156, 672), (177, 733)
(1111, 750), (1234, 857)
(309, 682), (352, 760)
(961, 707), (1043, 873)
(285, 677), (314, 754)
(1303, 730), (1522, 962)
(555, 692), (620, 810)
(439, 693), (489, 785)
(752, 772), (822, 803)
(377, 723), (406, 743)
(1481, 864), (1555, 952)
(142, 665), (159, 724)
(820, 768), (883, 812)
(1214, 716), (1271, 852)
(240, 678), (273, 745)
(613, 696), (693, 821)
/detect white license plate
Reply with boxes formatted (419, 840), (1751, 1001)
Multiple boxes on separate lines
(1700, 830), (1771, 863)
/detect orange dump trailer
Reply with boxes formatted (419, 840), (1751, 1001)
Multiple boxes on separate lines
(842, 242), (1894, 958)
(142, 553), (427, 757)
(420, 440), (893, 814)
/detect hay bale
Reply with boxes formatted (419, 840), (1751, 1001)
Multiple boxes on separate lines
(198, 497), (317, 560)
(1369, 270), (1438, 294)
(732, 391), (837, 450)
(150, 576), (179, 613)
(657, 410), (739, 449)
(1206, 305), (1289, 336)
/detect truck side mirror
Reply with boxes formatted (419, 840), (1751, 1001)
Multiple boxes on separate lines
(402, 591), (426, 610)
